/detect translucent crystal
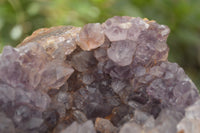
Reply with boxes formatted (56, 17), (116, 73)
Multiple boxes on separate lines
(119, 121), (143, 133)
(154, 109), (183, 133)
(103, 16), (149, 41)
(60, 120), (96, 133)
(95, 118), (118, 133)
(177, 99), (200, 133)
(146, 62), (199, 110)
(0, 16), (198, 133)
(107, 40), (137, 66)
(76, 23), (105, 51)
(71, 51), (97, 72)
(0, 112), (15, 133)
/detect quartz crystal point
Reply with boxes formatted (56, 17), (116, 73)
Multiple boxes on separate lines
(107, 40), (137, 66)
(76, 23), (105, 51)
(0, 16), (199, 133)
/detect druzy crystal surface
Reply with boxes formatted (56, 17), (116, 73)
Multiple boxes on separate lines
(0, 16), (199, 133)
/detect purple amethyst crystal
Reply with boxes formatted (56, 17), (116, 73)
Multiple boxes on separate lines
(0, 16), (199, 133)
(177, 99), (200, 133)
(107, 40), (137, 66)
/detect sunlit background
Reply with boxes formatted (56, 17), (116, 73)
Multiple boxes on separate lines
(0, 0), (200, 89)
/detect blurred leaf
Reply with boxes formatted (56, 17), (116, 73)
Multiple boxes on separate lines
(10, 25), (23, 40)
(176, 29), (200, 46)
(27, 2), (41, 16)
(0, 17), (4, 30)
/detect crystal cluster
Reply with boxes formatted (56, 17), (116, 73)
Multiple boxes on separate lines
(0, 16), (199, 133)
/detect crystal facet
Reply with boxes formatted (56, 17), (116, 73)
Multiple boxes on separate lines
(0, 16), (199, 133)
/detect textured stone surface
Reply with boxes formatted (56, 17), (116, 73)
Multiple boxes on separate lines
(95, 117), (118, 133)
(60, 120), (96, 133)
(177, 99), (200, 133)
(107, 40), (137, 66)
(0, 16), (199, 133)
(0, 112), (15, 133)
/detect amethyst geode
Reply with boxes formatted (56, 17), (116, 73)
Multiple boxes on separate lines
(0, 16), (199, 133)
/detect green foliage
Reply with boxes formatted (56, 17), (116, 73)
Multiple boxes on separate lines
(0, 0), (200, 88)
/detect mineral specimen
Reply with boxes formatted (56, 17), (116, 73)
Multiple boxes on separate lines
(0, 16), (199, 133)
(60, 120), (96, 133)
(177, 99), (200, 133)
(76, 23), (105, 51)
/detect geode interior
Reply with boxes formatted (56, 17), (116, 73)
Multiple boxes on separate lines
(0, 16), (199, 133)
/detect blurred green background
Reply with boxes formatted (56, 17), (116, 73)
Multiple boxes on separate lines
(0, 0), (200, 89)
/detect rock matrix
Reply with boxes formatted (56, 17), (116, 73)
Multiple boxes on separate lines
(0, 16), (199, 133)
